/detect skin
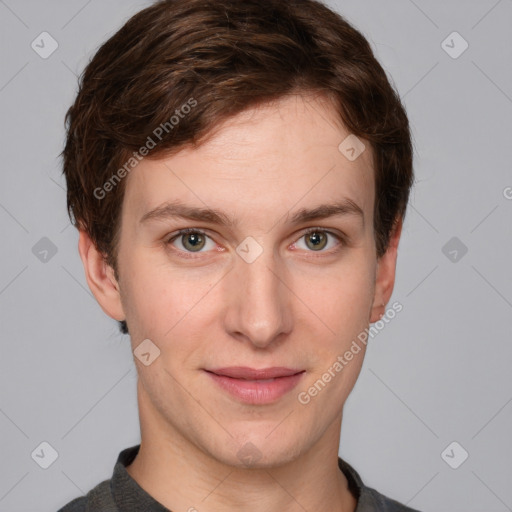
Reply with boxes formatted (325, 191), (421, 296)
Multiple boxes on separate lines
(79, 93), (402, 512)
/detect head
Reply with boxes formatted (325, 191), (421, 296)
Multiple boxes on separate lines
(62, 0), (413, 467)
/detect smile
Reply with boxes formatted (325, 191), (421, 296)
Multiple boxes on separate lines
(204, 367), (305, 405)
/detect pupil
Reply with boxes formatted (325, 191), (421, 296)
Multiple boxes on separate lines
(308, 232), (326, 250)
(185, 233), (204, 250)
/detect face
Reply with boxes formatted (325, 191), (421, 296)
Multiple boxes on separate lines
(83, 94), (399, 468)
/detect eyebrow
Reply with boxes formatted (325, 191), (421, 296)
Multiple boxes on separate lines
(139, 198), (364, 227)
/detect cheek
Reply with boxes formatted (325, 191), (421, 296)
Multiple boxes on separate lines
(296, 255), (375, 329)
(119, 251), (220, 340)
(296, 262), (374, 401)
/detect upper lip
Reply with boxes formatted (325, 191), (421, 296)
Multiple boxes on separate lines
(206, 367), (304, 379)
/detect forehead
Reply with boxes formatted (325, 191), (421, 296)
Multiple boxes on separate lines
(123, 94), (375, 225)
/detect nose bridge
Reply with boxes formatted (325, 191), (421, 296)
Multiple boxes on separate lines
(224, 240), (292, 347)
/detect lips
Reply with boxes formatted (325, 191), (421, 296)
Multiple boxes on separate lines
(204, 367), (305, 404)
(206, 367), (304, 380)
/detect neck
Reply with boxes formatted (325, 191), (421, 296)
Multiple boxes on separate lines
(126, 381), (357, 512)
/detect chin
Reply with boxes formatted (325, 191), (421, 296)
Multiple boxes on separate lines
(210, 432), (305, 470)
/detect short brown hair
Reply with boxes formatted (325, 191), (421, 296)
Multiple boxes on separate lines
(62, 0), (414, 333)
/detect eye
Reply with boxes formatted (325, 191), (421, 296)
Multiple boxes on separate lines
(166, 228), (216, 254)
(165, 227), (344, 258)
(292, 228), (343, 253)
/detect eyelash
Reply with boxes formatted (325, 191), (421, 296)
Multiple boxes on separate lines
(165, 227), (345, 259)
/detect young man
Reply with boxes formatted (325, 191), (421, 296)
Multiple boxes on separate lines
(58, 0), (418, 510)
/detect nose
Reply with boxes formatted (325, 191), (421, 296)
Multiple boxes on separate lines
(223, 244), (293, 349)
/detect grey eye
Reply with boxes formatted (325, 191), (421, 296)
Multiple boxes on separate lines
(304, 231), (328, 251)
(181, 232), (206, 252)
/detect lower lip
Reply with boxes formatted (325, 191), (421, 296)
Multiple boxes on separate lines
(205, 371), (305, 404)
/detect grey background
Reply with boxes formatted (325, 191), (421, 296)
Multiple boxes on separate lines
(0, 0), (511, 511)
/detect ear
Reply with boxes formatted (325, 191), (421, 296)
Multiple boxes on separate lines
(369, 216), (403, 323)
(78, 229), (126, 322)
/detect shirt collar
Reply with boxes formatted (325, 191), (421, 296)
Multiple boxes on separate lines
(111, 444), (170, 511)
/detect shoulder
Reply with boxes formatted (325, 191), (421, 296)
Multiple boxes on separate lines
(55, 495), (87, 512)
(338, 457), (421, 512)
(56, 479), (114, 512)
(360, 484), (421, 512)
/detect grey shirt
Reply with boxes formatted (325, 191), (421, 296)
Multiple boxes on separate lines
(57, 444), (421, 512)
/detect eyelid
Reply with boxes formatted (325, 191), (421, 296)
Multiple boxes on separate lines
(291, 226), (345, 254)
(165, 228), (218, 259)
(165, 226), (345, 256)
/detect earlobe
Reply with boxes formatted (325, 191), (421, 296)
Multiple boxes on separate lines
(369, 217), (403, 323)
(78, 229), (126, 322)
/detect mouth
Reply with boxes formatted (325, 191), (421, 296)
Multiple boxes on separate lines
(204, 367), (305, 404)
(206, 366), (304, 379)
